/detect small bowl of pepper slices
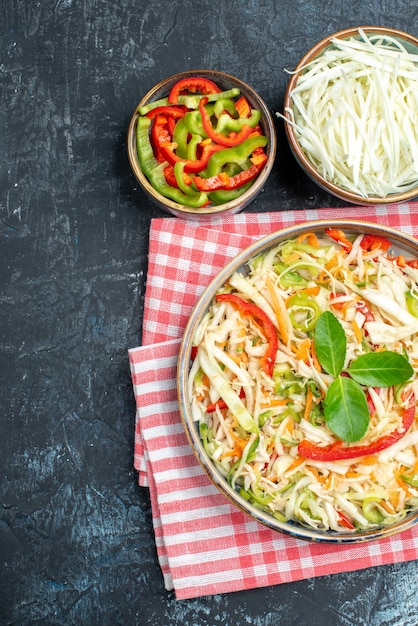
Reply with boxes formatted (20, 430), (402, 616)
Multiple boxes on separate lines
(127, 70), (276, 220)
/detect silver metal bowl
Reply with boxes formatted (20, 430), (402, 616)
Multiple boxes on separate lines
(177, 219), (418, 543)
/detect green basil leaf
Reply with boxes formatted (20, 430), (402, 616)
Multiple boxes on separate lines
(348, 351), (413, 387)
(324, 376), (370, 442)
(314, 311), (346, 377)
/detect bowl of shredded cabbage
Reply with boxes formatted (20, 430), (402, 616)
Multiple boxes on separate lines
(178, 220), (418, 542)
(278, 27), (418, 205)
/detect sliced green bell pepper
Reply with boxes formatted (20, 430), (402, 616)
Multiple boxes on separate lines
(136, 117), (209, 208)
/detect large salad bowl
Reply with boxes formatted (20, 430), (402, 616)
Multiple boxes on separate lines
(177, 220), (418, 543)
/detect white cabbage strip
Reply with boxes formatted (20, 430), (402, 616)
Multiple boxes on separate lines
(278, 29), (418, 197)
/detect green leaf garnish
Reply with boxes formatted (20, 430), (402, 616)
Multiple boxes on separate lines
(314, 311), (346, 377)
(324, 376), (370, 443)
(348, 351), (413, 387)
(313, 313), (414, 443)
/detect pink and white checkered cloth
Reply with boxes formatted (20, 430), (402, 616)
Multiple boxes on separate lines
(129, 203), (418, 600)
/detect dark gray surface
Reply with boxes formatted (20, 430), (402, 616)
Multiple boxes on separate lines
(1, 1), (418, 624)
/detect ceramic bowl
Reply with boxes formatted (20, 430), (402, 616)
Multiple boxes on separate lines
(177, 220), (418, 543)
(282, 27), (418, 205)
(127, 70), (276, 221)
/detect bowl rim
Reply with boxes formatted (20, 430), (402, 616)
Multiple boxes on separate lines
(127, 69), (277, 218)
(282, 27), (418, 206)
(177, 219), (418, 543)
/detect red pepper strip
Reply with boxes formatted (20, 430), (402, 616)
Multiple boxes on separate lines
(355, 300), (374, 323)
(337, 511), (355, 530)
(167, 116), (177, 136)
(193, 156), (267, 192)
(215, 293), (278, 377)
(325, 228), (353, 252)
(199, 97), (254, 147)
(168, 76), (222, 104)
(163, 165), (179, 188)
(250, 146), (268, 166)
(298, 393), (416, 461)
(366, 391), (376, 415)
(151, 115), (223, 173)
(164, 163), (193, 188)
(193, 172), (230, 192)
(360, 234), (391, 252)
(144, 104), (188, 120)
(235, 95), (252, 118)
(206, 389), (246, 413)
(150, 114), (173, 161)
(329, 292), (346, 311)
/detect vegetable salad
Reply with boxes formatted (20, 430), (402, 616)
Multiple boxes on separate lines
(188, 228), (418, 533)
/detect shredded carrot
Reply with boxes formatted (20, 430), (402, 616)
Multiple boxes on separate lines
(333, 267), (346, 281)
(228, 353), (247, 367)
(286, 457), (305, 473)
(396, 477), (412, 494)
(295, 337), (311, 362)
(352, 319), (363, 343)
(261, 398), (289, 408)
(295, 285), (321, 297)
(317, 270), (330, 284)
(345, 470), (361, 478)
(220, 444), (244, 460)
(297, 232), (319, 247)
(379, 500), (397, 515)
(265, 276), (289, 344)
(360, 455), (378, 465)
(325, 254), (339, 270)
(310, 340), (322, 372)
(324, 474), (333, 490)
(285, 419), (294, 434)
(389, 490), (400, 510)
(308, 466), (320, 481)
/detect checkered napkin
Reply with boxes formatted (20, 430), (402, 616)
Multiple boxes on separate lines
(129, 203), (418, 600)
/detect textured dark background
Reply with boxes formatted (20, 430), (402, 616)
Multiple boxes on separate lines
(1, 1), (418, 624)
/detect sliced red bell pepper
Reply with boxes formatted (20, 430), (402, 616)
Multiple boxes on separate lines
(360, 233), (391, 252)
(325, 228), (353, 252)
(199, 97), (254, 147)
(206, 389), (245, 413)
(215, 293), (278, 377)
(326, 229), (393, 255)
(298, 392), (416, 461)
(151, 115), (223, 173)
(234, 95), (252, 118)
(168, 76), (222, 104)
(144, 104), (188, 120)
(337, 511), (355, 530)
(329, 292), (347, 311)
(150, 114), (174, 162)
(193, 155), (267, 192)
(355, 300), (374, 323)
